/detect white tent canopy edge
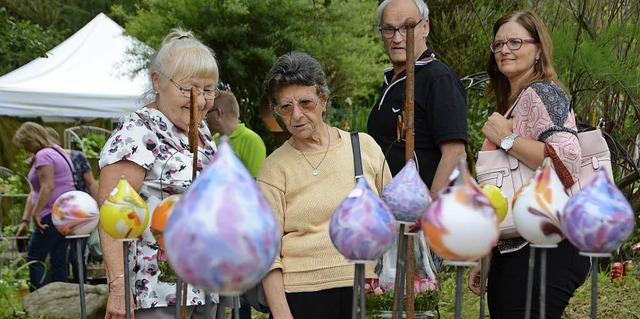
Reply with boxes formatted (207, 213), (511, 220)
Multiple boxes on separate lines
(0, 13), (151, 120)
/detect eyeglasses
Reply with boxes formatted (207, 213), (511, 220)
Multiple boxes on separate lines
(489, 38), (537, 53)
(379, 18), (424, 39)
(168, 78), (218, 101)
(274, 98), (319, 117)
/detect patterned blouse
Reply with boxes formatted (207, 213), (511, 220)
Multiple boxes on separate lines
(99, 107), (217, 309)
(485, 81), (581, 254)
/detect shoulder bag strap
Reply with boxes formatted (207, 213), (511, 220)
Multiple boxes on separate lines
(50, 147), (78, 188)
(350, 132), (363, 182)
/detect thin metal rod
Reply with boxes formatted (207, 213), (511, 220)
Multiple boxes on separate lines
(204, 291), (212, 319)
(123, 242), (131, 319)
(525, 245), (535, 319)
(352, 265), (359, 319)
(234, 295), (240, 319)
(479, 255), (487, 319)
(76, 238), (87, 319)
(591, 257), (598, 319)
(175, 278), (182, 318)
(402, 16), (419, 319)
(392, 225), (408, 319)
(454, 267), (463, 319)
(359, 264), (366, 319)
(539, 248), (547, 319)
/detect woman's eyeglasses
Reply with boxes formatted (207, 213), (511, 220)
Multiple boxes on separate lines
(490, 38), (537, 53)
(168, 78), (219, 101)
(274, 98), (319, 117)
(379, 18), (424, 39)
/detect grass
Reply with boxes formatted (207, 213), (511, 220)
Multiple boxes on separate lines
(236, 264), (640, 319)
(1, 263), (637, 318)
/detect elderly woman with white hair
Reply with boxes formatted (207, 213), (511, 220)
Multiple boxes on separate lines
(98, 28), (219, 319)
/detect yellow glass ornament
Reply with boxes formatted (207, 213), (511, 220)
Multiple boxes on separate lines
(100, 176), (149, 239)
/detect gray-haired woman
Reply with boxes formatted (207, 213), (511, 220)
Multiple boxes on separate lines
(98, 28), (219, 319)
(257, 51), (391, 319)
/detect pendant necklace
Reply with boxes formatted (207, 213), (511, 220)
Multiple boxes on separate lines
(294, 126), (331, 176)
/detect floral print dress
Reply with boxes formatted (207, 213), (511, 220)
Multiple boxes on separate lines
(99, 107), (217, 309)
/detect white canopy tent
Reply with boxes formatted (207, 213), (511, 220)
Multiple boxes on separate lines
(0, 13), (151, 120)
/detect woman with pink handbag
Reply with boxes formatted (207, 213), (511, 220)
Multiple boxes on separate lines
(467, 11), (590, 319)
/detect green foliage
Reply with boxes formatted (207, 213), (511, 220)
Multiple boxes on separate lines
(0, 7), (65, 76)
(120, 0), (385, 152)
(0, 175), (27, 195)
(0, 257), (32, 318)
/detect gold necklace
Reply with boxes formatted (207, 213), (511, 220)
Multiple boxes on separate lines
(293, 126), (331, 176)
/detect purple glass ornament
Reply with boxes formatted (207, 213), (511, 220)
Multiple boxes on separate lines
(164, 139), (280, 293)
(560, 169), (635, 255)
(330, 178), (397, 262)
(382, 159), (432, 223)
(422, 160), (499, 262)
(512, 158), (568, 246)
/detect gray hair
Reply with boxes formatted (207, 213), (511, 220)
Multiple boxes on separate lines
(264, 51), (331, 108)
(142, 28), (219, 103)
(376, 0), (430, 27)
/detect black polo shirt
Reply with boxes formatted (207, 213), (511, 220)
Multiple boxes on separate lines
(367, 49), (467, 188)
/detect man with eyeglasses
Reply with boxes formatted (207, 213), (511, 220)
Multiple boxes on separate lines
(368, 0), (467, 198)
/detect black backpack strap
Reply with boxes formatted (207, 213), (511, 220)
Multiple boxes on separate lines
(350, 132), (363, 182)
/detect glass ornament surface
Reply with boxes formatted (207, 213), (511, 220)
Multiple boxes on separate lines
(480, 184), (508, 222)
(52, 190), (100, 236)
(381, 159), (431, 223)
(422, 160), (499, 262)
(150, 194), (182, 250)
(560, 169), (635, 254)
(99, 176), (149, 239)
(163, 140), (279, 293)
(330, 178), (397, 262)
(512, 158), (568, 246)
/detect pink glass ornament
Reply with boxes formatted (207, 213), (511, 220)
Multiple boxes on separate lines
(512, 158), (568, 246)
(422, 160), (499, 262)
(164, 139), (279, 293)
(381, 159), (431, 223)
(52, 190), (99, 236)
(330, 178), (396, 262)
(560, 169), (635, 255)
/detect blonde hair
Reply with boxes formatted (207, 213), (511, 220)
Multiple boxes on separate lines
(13, 122), (55, 151)
(45, 127), (61, 144)
(144, 28), (219, 102)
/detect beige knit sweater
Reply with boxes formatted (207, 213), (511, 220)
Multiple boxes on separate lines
(257, 128), (392, 293)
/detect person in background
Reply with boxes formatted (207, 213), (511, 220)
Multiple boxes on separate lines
(13, 121), (75, 290)
(258, 51), (392, 319)
(206, 90), (266, 178)
(368, 0), (467, 196)
(98, 28), (219, 319)
(45, 127), (99, 283)
(467, 11), (589, 319)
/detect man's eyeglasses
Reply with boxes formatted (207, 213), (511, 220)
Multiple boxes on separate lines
(274, 98), (319, 117)
(379, 18), (424, 39)
(489, 38), (537, 53)
(168, 78), (218, 101)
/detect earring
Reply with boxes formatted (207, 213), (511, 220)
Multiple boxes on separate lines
(535, 59), (539, 64)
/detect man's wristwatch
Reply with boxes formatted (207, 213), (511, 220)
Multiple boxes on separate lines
(500, 132), (519, 152)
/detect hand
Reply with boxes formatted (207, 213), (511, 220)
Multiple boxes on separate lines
(105, 279), (135, 319)
(33, 215), (48, 234)
(467, 263), (484, 296)
(16, 222), (29, 237)
(482, 112), (513, 145)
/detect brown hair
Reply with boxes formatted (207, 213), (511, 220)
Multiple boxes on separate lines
(12, 122), (55, 151)
(486, 11), (561, 114)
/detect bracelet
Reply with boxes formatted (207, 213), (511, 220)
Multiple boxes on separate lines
(20, 219), (29, 224)
(108, 274), (125, 289)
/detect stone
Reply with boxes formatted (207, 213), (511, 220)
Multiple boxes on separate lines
(23, 281), (108, 319)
